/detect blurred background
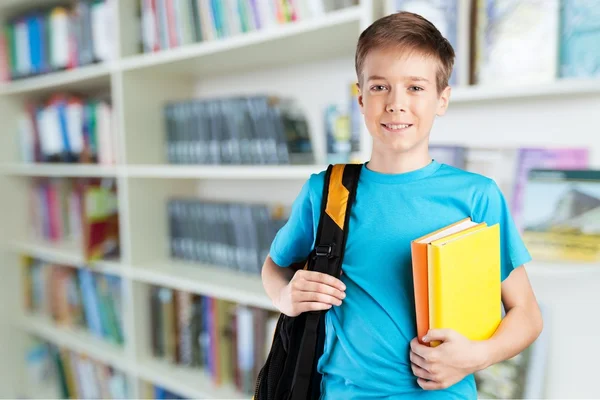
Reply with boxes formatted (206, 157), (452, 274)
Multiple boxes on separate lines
(0, 0), (598, 399)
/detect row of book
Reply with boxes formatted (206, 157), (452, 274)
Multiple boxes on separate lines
(28, 178), (120, 262)
(0, 0), (114, 82)
(140, 0), (357, 53)
(431, 145), (600, 263)
(149, 285), (278, 395)
(18, 95), (116, 165)
(164, 95), (314, 165)
(389, 0), (600, 86)
(168, 199), (286, 274)
(23, 258), (124, 345)
(24, 339), (129, 399)
(147, 385), (188, 400)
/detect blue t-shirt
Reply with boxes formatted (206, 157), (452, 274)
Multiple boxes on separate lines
(269, 160), (532, 399)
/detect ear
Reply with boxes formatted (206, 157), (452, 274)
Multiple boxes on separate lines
(356, 82), (365, 114)
(436, 86), (451, 116)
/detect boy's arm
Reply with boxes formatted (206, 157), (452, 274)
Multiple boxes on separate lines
(262, 254), (346, 317)
(409, 266), (543, 390)
(478, 265), (543, 367)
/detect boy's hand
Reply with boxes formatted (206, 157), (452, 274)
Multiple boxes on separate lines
(276, 269), (346, 317)
(409, 329), (488, 390)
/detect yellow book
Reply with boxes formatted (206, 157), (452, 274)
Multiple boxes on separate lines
(427, 223), (501, 347)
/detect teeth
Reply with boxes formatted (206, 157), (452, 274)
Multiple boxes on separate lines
(387, 124), (410, 129)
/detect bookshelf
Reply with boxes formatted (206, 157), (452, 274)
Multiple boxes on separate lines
(1, 0), (600, 399)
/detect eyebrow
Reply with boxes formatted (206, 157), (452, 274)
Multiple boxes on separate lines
(407, 76), (430, 83)
(366, 75), (431, 83)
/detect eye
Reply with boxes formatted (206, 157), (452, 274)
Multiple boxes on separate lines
(409, 86), (424, 92)
(370, 85), (388, 92)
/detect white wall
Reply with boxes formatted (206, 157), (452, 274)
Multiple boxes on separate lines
(196, 58), (600, 399)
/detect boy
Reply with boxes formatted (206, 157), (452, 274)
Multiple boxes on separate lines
(261, 11), (543, 399)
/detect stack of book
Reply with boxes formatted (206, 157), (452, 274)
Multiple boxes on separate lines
(139, 0), (358, 53)
(23, 257), (124, 345)
(28, 178), (120, 262)
(167, 199), (287, 274)
(149, 285), (278, 395)
(411, 218), (501, 346)
(18, 95), (115, 165)
(24, 339), (129, 399)
(0, 0), (114, 82)
(164, 95), (314, 165)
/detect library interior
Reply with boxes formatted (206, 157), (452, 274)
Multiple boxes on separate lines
(0, 0), (598, 399)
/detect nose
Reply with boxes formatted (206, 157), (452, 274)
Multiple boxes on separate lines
(386, 88), (407, 113)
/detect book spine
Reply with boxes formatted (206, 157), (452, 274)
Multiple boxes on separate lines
(427, 244), (443, 347)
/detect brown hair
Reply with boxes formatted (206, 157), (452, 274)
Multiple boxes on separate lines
(355, 11), (455, 94)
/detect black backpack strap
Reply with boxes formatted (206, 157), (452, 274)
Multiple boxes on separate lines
(290, 163), (362, 400)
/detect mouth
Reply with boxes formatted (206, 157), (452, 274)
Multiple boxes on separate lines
(381, 123), (413, 132)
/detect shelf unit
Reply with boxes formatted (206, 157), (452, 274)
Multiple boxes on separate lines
(0, 1), (373, 398)
(1, 0), (600, 399)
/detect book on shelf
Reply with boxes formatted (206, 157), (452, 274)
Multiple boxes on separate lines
(148, 285), (278, 395)
(139, 0), (357, 53)
(22, 257), (124, 345)
(472, 0), (560, 85)
(428, 144), (590, 232)
(325, 82), (363, 164)
(559, 0), (600, 78)
(18, 94), (116, 165)
(27, 177), (120, 262)
(0, 0), (116, 82)
(522, 168), (600, 263)
(167, 198), (286, 274)
(23, 338), (129, 399)
(164, 95), (314, 166)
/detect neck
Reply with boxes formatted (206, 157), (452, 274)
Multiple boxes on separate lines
(367, 147), (432, 174)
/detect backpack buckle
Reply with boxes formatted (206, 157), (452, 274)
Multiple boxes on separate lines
(315, 244), (335, 258)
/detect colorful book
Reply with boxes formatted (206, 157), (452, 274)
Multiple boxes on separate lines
(411, 217), (481, 345)
(427, 222), (501, 347)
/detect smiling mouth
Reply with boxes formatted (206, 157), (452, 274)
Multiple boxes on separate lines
(381, 123), (413, 132)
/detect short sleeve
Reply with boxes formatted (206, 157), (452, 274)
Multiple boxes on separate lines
(474, 179), (532, 281)
(269, 177), (316, 267)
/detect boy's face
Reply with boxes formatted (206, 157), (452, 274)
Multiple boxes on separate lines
(357, 47), (450, 157)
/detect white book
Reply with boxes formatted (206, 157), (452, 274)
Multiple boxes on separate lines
(50, 8), (69, 69)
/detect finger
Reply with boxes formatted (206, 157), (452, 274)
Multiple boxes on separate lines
(410, 337), (436, 360)
(301, 271), (346, 291)
(423, 329), (453, 344)
(301, 281), (346, 300)
(297, 302), (333, 313)
(296, 291), (343, 306)
(409, 351), (430, 371)
(411, 363), (433, 381)
(417, 378), (443, 390)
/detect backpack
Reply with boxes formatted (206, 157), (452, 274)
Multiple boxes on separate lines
(254, 163), (363, 400)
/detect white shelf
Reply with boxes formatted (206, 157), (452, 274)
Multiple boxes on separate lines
(125, 164), (327, 180)
(1, 163), (119, 178)
(136, 357), (248, 400)
(10, 240), (124, 277)
(0, 63), (113, 97)
(452, 78), (600, 103)
(131, 260), (276, 311)
(119, 6), (361, 77)
(19, 314), (130, 373)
